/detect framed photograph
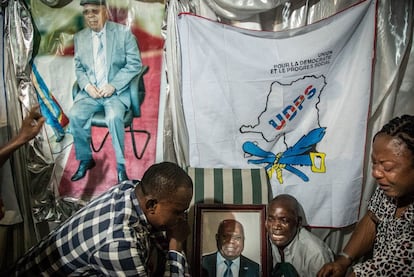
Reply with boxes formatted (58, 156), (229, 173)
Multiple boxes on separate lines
(194, 203), (267, 277)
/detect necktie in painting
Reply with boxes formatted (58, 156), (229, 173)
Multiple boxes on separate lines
(94, 32), (106, 88)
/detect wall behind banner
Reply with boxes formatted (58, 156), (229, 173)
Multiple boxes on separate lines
(28, 0), (165, 200)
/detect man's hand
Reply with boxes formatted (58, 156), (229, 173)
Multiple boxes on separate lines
(85, 84), (102, 99)
(167, 219), (190, 252)
(99, 84), (115, 98)
(317, 257), (351, 277)
(18, 105), (45, 143)
(0, 105), (45, 167)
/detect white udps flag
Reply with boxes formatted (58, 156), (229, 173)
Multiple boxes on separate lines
(178, 0), (376, 227)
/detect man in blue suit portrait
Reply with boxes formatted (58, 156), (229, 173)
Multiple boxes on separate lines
(69, 0), (141, 182)
(202, 219), (260, 277)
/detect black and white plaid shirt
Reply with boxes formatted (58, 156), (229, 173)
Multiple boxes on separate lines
(14, 181), (190, 276)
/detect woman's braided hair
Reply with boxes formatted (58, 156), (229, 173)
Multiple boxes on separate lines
(374, 115), (414, 163)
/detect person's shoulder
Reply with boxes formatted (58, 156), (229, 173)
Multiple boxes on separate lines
(240, 255), (260, 276)
(85, 181), (136, 208)
(240, 254), (259, 267)
(296, 227), (331, 251)
(294, 227), (334, 263)
(369, 186), (389, 206)
(107, 21), (129, 31)
(297, 226), (317, 239)
(75, 27), (90, 37)
(368, 187), (394, 219)
(202, 252), (217, 266)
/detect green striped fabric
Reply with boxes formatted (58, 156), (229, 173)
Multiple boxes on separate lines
(188, 167), (271, 205)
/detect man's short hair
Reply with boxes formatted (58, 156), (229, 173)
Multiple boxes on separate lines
(140, 161), (193, 200)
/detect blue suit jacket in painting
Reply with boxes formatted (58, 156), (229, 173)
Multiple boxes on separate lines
(73, 20), (142, 109)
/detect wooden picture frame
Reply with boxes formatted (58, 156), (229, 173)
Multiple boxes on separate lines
(194, 203), (268, 277)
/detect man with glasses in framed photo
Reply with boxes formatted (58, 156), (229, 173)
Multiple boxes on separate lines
(69, 0), (142, 183)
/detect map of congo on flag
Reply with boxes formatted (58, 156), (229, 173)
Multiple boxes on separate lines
(178, 0), (376, 227)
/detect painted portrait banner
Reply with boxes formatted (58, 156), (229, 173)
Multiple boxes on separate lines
(178, 0), (376, 227)
(28, 0), (164, 200)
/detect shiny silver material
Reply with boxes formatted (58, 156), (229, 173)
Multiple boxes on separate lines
(6, 0), (33, 78)
(1, 0), (41, 264)
(203, 0), (287, 21)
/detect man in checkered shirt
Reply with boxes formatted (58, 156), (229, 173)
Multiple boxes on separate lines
(9, 162), (193, 276)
